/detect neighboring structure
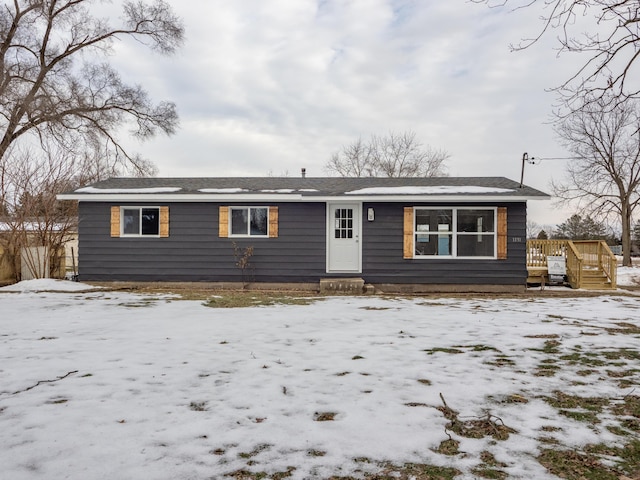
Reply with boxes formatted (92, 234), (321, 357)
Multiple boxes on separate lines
(0, 222), (77, 283)
(0, 242), (11, 283)
(58, 177), (549, 292)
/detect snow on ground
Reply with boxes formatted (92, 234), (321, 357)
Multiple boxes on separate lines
(0, 279), (100, 292)
(0, 290), (638, 479)
(617, 265), (640, 287)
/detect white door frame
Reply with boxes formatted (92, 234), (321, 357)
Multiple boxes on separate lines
(326, 202), (362, 273)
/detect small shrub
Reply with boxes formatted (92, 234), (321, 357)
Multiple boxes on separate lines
(232, 241), (254, 289)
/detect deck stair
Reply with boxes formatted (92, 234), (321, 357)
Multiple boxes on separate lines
(526, 240), (617, 290)
(580, 267), (614, 290)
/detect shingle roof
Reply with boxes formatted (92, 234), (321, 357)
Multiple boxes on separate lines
(64, 176), (549, 199)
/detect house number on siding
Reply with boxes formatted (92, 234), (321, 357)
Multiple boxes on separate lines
(511, 237), (522, 242)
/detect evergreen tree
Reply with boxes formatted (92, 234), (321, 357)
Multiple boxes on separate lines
(633, 220), (640, 249)
(553, 214), (608, 240)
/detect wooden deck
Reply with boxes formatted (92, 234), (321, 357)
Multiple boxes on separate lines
(526, 239), (617, 289)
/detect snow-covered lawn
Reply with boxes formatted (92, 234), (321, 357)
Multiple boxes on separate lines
(0, 283), (639, 480)
(618, 265), (640, 288)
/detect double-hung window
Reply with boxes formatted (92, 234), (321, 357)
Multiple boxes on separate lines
(122, 207), (160, 236)
(230, 207), (269, 237)
(110, 206), (169, 238)
(218, 206), (278, 238)
(413, 208), (496, 258)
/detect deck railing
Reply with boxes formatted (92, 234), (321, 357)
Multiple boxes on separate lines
(527, 239), (582, 288)
(565, 241), (583, 289)
(526, 239), (616, 288)
(526, 239), (567, 268)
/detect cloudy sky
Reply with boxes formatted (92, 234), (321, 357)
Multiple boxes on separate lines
(109, 0), (585, 226)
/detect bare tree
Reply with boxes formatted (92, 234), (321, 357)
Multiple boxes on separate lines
(325, 131), (449, 177)
(0, 142), (143, 280)
(552, 95), (640, 266)
(326, 138), (375, 177)
(1, 147), (74, 279)
(0, 0), (184, 175)
(472, 0), (640, 109)
(527, 219), (542, 239)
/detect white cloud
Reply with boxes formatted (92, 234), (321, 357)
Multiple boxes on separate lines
(104, 0), (591, 224)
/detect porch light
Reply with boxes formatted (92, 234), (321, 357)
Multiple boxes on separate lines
(367, 208), (375, 221)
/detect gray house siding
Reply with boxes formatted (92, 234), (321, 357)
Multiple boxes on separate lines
(361, 202), (527, 285)
(78, 202), (327, 282)
(78, 200), (527, 285)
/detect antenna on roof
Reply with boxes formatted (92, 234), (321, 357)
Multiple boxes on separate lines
(301, 168), (306, 178)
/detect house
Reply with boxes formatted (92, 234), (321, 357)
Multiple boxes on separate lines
(57, 176), (550, 292)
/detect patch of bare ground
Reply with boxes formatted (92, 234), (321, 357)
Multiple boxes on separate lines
(328, 461), (460, 480)
(436, 394), (516, 441)
(606, 322), (640, 335)
(225, 467), (296, 479)
(470, 451), (509, 479)
(538, 448), (619, 480)
(538, 440), (640, 480)
(314, 411), (337, 421)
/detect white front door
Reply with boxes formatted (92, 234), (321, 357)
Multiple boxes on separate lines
(327, 203), (361, 272)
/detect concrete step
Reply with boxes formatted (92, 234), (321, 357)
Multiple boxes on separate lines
(319, 278), (365, 294)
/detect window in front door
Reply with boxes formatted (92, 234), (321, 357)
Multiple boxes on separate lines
(334, 208), (353, 239)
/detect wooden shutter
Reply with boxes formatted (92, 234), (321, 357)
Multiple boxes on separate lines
(497, 207), (507, 260)
(268, 206), (279, 238)
(403, 207), (414, 259)
(110, 206), (120, 237)
(159, 206), (169, 238)
(219, 206), (229, 237)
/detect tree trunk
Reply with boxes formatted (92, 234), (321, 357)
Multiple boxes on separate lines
(621, 201), (632, 266)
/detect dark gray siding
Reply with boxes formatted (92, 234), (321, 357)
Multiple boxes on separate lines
(361, 202), (527, 285)
(78, 202), (326, 282)
(78, 201), (528, 285)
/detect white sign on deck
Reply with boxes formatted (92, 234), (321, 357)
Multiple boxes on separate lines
(547, 256), (566, 275)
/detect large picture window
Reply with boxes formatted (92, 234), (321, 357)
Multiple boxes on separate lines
(414, 208), (496, 258)
(122, 207), (160, 236)
(230, 207), (269, 237)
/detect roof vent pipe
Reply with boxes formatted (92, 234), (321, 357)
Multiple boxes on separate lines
(301, 168), (306, 178)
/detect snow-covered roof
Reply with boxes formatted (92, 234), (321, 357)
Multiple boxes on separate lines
(344, 186), (516, 195)
(58, 177), (549, 202)
(75, 186), (182, 194)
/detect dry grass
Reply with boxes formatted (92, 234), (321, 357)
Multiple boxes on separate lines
(204, 292), (319, 308)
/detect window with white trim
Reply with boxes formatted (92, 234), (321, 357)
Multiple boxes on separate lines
(230, 207), (269, 237)
(121, 207), (160, 236)
(414, 208), (496, 258)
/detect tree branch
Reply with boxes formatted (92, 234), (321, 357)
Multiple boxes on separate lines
(12, 370), (78, 395)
